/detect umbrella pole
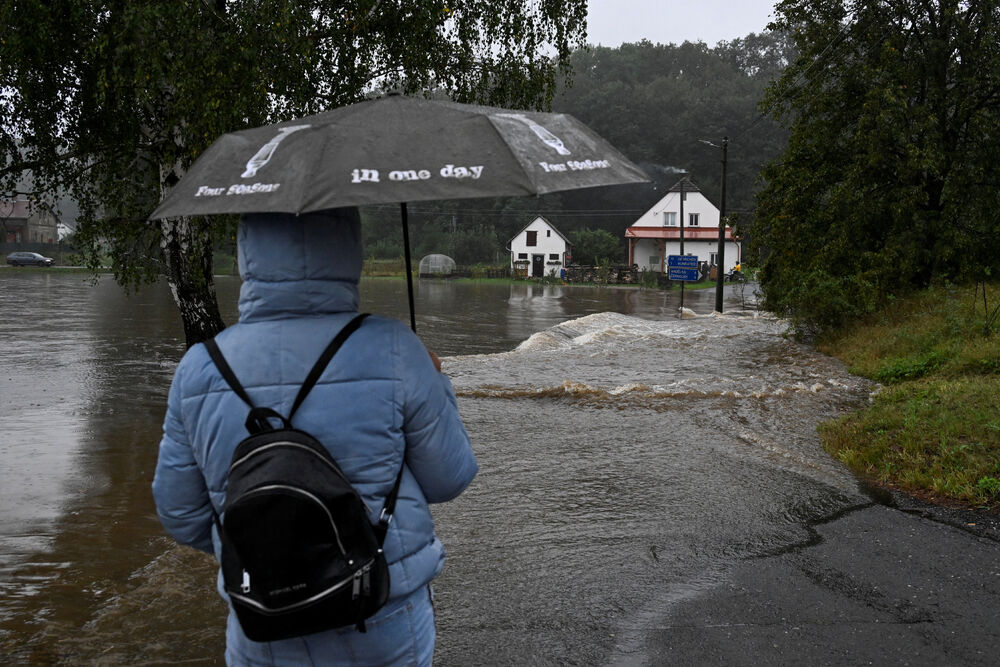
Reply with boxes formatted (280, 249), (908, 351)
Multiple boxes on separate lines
(401, 202), (417, 332)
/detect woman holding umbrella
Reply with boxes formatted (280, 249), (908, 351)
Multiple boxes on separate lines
(152, 207), (478, 665)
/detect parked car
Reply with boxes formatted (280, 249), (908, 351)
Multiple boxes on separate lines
(6, 251), (54, 267)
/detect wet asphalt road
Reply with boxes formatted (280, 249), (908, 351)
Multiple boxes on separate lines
(616, 493), (1000, 666)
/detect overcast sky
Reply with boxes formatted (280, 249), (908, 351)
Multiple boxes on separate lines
(586, 0), (778, 47)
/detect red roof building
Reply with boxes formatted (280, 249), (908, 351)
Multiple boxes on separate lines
(625, 177), (740, 274)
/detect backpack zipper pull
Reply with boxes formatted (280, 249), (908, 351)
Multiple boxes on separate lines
(362, 564), (371, 596)
(241, 569), (251, 594)
(352, 569), (362, 599)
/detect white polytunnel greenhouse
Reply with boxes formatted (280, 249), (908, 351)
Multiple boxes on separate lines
(418, 254), (456, 277)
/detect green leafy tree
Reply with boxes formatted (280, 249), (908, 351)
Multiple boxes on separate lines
(752, 0), (1000, 335)
(553, 35), (793, 220)
(569, 227), (621, 265)
(0, 0), (587, 346)
(446, 224), (500, 265)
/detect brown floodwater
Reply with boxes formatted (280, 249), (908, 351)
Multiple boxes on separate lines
(0, 271), (873, 664)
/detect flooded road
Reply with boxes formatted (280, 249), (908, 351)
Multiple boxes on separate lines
(0, 272), (874, 664)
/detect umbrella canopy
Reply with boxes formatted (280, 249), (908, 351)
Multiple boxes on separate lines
(150, 94), (649, 331)
(150, 94), (648, 219)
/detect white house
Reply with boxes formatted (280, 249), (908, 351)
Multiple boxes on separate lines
(509, 216), (571, 278)
(625, 177), (740, 274)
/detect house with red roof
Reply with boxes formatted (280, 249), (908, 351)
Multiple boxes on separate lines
(625, 177), (740, 274)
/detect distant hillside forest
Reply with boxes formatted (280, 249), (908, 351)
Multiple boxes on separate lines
(361, 32), (793, 265)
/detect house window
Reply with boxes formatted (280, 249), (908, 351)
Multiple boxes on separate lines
(689, 213), (700, 227)
(518, 253), (528, 259)
(710, 252), (718, 265)
(549, 253), (559, 260)
(546, 230), (551, 237)
(664, 212), (677, 226)
(526, 230), (537, 246)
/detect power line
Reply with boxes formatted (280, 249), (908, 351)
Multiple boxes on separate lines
(730, 17), (856, 144)
(362, 204), (652, 217)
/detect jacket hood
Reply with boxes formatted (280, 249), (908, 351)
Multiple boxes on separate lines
(237, 207), (362, 321)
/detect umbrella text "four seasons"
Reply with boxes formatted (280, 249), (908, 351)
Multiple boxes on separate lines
(195, 183), (282, 197)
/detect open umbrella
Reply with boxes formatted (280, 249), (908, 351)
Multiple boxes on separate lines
(150, 94), (649, 329)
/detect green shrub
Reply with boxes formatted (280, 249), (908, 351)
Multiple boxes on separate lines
(977, 477), (1000, 497)
(873, 351), (945, 383)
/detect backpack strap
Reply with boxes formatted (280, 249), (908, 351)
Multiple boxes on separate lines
(203, 313), (368, 435)
(204, 337), (254, 407)
(288, 313), (370, 420)
(204, 337), (292, 434)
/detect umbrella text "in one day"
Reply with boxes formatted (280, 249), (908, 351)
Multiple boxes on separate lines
(350, 164), (485, 184)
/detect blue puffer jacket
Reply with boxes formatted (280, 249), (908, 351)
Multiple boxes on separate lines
(152, 209), (477, 624)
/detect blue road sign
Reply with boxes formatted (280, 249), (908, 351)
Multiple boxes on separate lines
(667, 255), (698, 268)
(667, 255), (700, 281)
(668, 267), (700, 281)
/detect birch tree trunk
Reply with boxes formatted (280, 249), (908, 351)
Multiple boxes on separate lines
(159, 217), (226, 348)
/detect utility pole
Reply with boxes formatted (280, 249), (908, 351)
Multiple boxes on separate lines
(679, 176), (686, 309)
(700, 138), (729, 313)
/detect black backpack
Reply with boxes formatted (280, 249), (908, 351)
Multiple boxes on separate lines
(203, 313), (403, 641)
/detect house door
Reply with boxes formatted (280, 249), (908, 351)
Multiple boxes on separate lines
(531, 254), (545, 277)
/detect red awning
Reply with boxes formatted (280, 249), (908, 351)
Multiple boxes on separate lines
(625, 226), (735, 240)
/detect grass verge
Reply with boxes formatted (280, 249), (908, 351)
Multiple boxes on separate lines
(817, 283), (1000, 510)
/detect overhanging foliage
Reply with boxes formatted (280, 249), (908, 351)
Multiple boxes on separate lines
(752, 0), (1000, 335)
